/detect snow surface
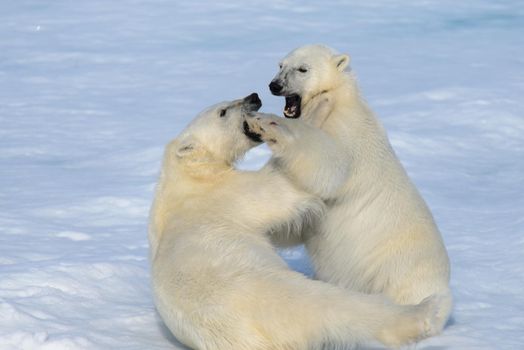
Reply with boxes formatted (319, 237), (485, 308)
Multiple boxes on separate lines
(1, 0), (523, 349)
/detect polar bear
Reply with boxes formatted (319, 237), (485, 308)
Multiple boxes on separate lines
(245, 45), (452, 333)
(148, 93), (440, 350)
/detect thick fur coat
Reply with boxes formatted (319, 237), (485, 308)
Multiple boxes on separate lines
(149, 94), (439, 350)
(246, 45), (452, 332)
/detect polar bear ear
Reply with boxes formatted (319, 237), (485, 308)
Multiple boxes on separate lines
(175, 135), (214, 166)
(175, 136), (201, 159)
(334, 54), (350, 72)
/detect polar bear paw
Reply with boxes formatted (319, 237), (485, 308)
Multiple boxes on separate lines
(245, 114), (294, 152)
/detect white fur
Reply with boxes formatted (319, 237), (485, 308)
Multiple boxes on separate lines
(149, 96), (439, 349)
(247, 44), (452, 333)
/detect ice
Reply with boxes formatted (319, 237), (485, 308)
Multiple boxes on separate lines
(1, 0), (523, 349)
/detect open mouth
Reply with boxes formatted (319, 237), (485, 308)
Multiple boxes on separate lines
(284, 94), (301, 118)
(242, 93), (263, 143)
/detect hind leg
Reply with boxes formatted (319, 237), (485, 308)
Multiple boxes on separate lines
(233, 271), (435, 349)
(428, 290), (453, 334)
(386, 282), (453, 336)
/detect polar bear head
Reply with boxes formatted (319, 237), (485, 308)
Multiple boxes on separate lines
(269, 44), (350, 119)
(173, 93), (263, 174)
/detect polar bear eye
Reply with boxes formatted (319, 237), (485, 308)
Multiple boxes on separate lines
(279, 63), (283, 69)
(298, 67), (308, 73)
(219, 109), (227, 117)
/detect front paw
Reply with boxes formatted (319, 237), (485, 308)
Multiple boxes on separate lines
(244, 114), (293, 152)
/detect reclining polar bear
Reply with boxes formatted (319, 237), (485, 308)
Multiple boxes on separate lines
(245, 44), (453, 333)
(148, 94), (439, 350)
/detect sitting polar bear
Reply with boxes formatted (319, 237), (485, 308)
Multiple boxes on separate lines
(245, 44), (452, 333)
(148, 93), (440, 350)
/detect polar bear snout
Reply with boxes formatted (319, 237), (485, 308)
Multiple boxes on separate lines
(242, 92), (262, 112)
(269, 80), (284, 95)
(269, 80), (302, 118)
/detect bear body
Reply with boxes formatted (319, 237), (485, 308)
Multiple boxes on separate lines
(149, 94), (439, 349)
(246, 45), (452, 332)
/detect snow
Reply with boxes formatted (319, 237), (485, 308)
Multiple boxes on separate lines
(1, 0), (523, 349)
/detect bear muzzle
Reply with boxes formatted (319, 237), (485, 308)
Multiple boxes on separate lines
(243, 93), (262, 112)
(269, 80), (284, 95)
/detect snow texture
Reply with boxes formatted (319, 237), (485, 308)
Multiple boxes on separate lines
(1, 0), (523, 349)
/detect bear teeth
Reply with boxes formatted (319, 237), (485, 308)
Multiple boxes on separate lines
(284, 94), (301, 118)
(284, 108), (295, 118)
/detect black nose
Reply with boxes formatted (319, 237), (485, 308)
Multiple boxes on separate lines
(243, 92), (262, 110)
(269, 81), (283, 95)
(244, 92), (261, 105)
